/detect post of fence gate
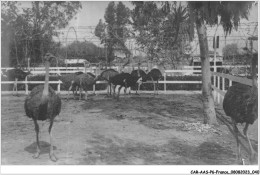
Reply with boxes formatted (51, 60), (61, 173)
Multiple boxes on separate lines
(164, 72), (166, 93)
(229, 80), (232, 88)
(25, 76), (28, 95)
(213, 74), (216, 87)
(93, 84), (96, 94)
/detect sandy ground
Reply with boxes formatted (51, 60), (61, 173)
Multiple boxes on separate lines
(1, 91), (258, 165)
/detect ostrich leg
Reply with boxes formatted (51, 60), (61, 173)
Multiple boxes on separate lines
(152, 78), (156, 95)
(156, 80), (159, 95)
(33, 119), (40, 159)
(67, 82), (73, 100)
(117, 86), (123, 100)
(243, 123), (257, 163)
(79, 87), (83, 101)
(106, 83), (110, 96)
(112, 84), (116, 97)
(13, 78), (18, 96)
(48, 120), (57, 162)
(85, 90), (88, 100)
(232, 119), (242, 164)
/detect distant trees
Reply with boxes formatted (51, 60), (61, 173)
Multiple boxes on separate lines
(1, 1), (82, 67)
(59, 41), (106, 63)
(222, 43), (241, 64)
(95, 1), (131, 66)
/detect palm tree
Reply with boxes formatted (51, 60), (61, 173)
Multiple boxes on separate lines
(188, 1), (254, 124)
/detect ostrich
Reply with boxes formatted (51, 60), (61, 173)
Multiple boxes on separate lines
(60, 71), (83, 99)
(130, 69), (147, 94)
(110, 72), (142, 99)
(24, 53), (61, 162)
(223, 55), (258, 164)
(72, 73), (97, 100)
(145, 68), (163, 95)
(97, 69), (119, 96)
(4, 68), (31, 95)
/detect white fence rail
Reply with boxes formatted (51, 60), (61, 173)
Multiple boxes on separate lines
(2, 66), (254, 99)
(2, 69), (203, 95)
(211, 71), (254, 104)
(1, 65), (250, 75)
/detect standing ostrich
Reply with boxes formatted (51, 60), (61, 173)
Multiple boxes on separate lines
(60, 71), (83, 99)
(223, 55), (258, 164)
(97, 69), (119, 96)
(24, 53), (61, 162)
(145, 68), (163, 95)
(4, 68), (31, 95)
(72, 73), (97, 100)
(110, 72), (142, 99)
(130, 69), (147, 94)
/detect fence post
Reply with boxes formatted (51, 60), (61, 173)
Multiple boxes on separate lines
(25, 76), (28, 95)
(229, 80), (232, 87)
(93, 84), (96, 95)
(58, 80), (61, 94)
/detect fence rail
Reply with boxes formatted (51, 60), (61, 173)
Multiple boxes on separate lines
(2, 66), (254, 100)
(1, 79), (202, 95)
(211, 71), (254, 104)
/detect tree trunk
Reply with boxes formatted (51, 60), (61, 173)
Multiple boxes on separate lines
(196, 22), (218, 125)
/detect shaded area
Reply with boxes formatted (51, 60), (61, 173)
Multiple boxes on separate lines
(1, 94), (258, 165)
(24, 141), (57, 154)
(80, 134), (236, 165)
(81, 94), (204, 130)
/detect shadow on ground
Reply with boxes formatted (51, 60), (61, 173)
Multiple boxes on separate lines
(79, 134), (236, 165)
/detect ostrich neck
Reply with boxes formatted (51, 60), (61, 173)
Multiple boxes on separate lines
(43, 61), (50, 97)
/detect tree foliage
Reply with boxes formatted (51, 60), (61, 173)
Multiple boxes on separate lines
(222, 43), (239, 60)
(95, 1), (130, 66)
(187, 1), (254, 124)
(1, 1), (82, 67)
(131, 2), (194, 68)
(59, 41), (106, 63)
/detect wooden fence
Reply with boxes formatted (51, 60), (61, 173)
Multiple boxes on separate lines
(1, 66), (254, 100)
(211, 72), (253, 104)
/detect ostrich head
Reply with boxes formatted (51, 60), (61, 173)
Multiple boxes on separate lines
(44, 53), (56, 62)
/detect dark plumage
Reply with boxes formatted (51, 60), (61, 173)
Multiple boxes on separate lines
(3, 68), (31, 95)
(60, 71), (83, 99)
(223, 56), (258, 164)
(24, 53), (61, 162)
(110, 72), (141, 99)
(98, 69), (119, 96)
(72, 73), (97, 100)
(130, 69), (147, 94)
(223, 84), (257, 124)
(145, 68), (163, 95)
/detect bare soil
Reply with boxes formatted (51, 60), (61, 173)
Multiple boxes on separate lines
(1, 92), (258, 165)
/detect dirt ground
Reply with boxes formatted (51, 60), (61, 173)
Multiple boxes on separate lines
(1, 91), (258, 165)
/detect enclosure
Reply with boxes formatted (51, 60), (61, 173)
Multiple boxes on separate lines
(1, 90), (258, 165)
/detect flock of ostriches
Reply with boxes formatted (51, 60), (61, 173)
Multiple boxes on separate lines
(2, 53), (258, 164)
